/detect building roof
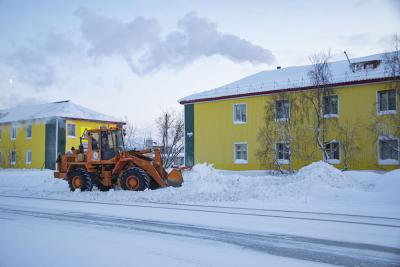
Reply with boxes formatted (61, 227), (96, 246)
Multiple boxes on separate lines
(0, 100), (125, 124)
(179, 51), (397, 104)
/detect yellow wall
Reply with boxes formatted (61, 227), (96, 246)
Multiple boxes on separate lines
(194, 81), (399, 170)
(0, 119), (119, 169)
(65, 119), (117, 152)
(0, 122), (46, 169)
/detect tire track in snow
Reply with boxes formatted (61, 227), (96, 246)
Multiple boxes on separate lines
(1, 206), (399, 267)
(0, 194), (399, 228)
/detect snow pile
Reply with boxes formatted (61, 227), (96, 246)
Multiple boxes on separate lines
(0, 162), (398, 208)
(296, 161), (358, 189)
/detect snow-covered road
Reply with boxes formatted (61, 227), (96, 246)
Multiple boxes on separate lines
(1, 195), (399, 267)
(1, 164), (399, 266)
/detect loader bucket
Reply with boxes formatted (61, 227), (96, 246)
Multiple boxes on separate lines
(166, 169), (183, 187)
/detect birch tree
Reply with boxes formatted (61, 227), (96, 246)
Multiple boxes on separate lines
(155, 110), (184, 168)
(303, 52), (335, 162)
(257, 92), (302, 173)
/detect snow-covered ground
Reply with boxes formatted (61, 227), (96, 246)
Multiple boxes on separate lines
(0, 162), (399, 266)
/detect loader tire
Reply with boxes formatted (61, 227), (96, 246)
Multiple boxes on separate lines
(68, 168), (93, 192)
(121, 167), (150, 191)
(149, 178), (161, 190)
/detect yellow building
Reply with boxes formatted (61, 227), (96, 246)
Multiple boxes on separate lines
(0, 100), (124, 169)
(180, 52), (399, 171)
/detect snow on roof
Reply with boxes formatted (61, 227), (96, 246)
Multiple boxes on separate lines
(179, 52), (396, 104)
(0, 100), (125, 124)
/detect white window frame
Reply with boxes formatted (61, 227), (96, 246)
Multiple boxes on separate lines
(234, 142), (248, 164)
(275, 99), (290, 122)
(233, 103), (247, 124)
(10, 150), (16, 165)
(377, 136), (399, 165)
(324, 140), (340, 165)
(10, 126), (17, 140)
(26, 150), (32, 165)
(323, 94), (339, 119)
(376, 90), (397, 115)
(67, 123), (76, 138)
(26, 124), (32, 139)
(275, 141), (290, 165)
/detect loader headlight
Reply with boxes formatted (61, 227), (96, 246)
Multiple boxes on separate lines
(92, 151), (99, 160)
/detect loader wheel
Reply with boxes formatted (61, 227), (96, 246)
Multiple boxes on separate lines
(149, 178), (161, 190)
(121, 167), (150, 191)
(68, 169), (93, 192)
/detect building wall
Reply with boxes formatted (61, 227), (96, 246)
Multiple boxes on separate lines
(65, 119), (118, 152)
(0, 119), (119, 169)
(0, 122), (46, 169)
(192, 81), (399, 170)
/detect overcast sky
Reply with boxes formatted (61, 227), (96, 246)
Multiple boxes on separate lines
(0, 0), (399, 132)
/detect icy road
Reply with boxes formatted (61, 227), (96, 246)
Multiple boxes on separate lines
(0, 195), (399, 267)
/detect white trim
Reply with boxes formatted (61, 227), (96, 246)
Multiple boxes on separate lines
(67, 123), (76, 138)
(323, 114), (339, 119)
(327, 159), (340, 165)
(26, 150), (32, 165)
(275, 117), (289, 122)
(377, 110), (397, 116)
(233, 103), (247, 124)
(234, 142), (248, 164)
(377, 136), (399, 165)
(322, 94), (340, 119)
(277, 159), (289, 165)
(376, 89), (398, 115)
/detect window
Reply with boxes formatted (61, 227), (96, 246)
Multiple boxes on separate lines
(26, 125), (32, 139)
(11, 126), (16, 140)
(67, 124), (76, 138)
(378, 137), (399, 165)
(324, 141), (340, 164)
(0, 127), (2, 141)
(351, 60), (381, 72)
(233, 104), (247, 124)
(234, 143), (248, 164)
(323, 95), (339, 118)
(276, 142), (290, 164)
(275, 100), (290, 121)
(10, 150), (16, 165)
(0, 151), (2, 165)
(26, 150), (32, 165)
(377, 90), (397, 114)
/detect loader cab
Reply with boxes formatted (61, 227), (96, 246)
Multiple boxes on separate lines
(98, 129), (124, 160)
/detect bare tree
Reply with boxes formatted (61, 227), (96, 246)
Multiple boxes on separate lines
(123, 118), (140, 150)
(384, 34), (400, 79)
(257, 92), (304, 173)
(369, 34), (400, 165)
(303, 52), (335, 162)
(155, 110), (184, 168)
(337, 122), (360, 169)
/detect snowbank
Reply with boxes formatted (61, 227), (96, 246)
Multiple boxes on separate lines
(0, 162), (398, 212)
